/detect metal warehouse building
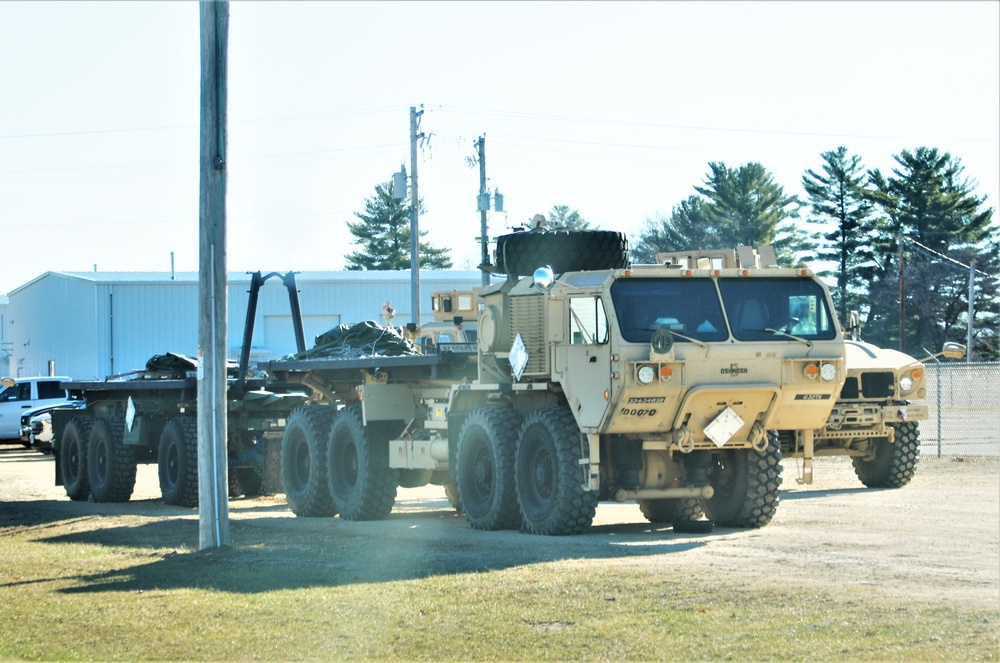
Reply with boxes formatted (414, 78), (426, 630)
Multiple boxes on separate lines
(4, 270), (486, 381)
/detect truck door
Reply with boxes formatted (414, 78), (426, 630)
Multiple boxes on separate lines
(0, 381), (33, 439)
(556, 296), (612, 430)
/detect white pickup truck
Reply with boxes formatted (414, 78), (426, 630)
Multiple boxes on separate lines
(0, 376), (73, 442)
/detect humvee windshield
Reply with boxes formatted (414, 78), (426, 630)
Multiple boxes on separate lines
(611, 276), (837, 343)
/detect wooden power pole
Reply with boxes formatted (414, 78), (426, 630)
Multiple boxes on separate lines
(476, 135), (489, 287)
(409, 106), (423, 326)
(198, 0), (230, 550)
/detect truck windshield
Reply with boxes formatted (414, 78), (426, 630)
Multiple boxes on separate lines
(611, 278), (728, 343)
(718, 278), (837, 341)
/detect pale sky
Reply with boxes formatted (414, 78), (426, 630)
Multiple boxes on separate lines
(1, 1), (997, 296)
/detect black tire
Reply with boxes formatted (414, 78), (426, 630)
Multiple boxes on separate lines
(444, 481), (463, 514)
(515, 407), (598, 535)
(61, 416), (94, 501)
(158, 417), (199, 507)
(638, 497), (705, 524)
(227, 428), (266, 498)
(852, 421), (920, 488)
(88, 417), (137, 503)
(702, 430), (783, 528)
(281, 406), (337, 517)
(457, 407), (522, 531)
(493, 229), (629, 276)
(326, 405), (399, 520)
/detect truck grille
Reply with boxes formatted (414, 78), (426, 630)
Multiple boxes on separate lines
(840, 377), (860, 399)
(860, 372), (894, 399)
(510, 296), (548, 376)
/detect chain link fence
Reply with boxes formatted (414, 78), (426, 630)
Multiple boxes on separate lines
(921, 362), (1000, 459)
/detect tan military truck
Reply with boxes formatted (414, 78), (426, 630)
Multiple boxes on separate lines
(656, 246), (964, 489)
(804, 312), (965, 488)
(269, 228), (846, 534)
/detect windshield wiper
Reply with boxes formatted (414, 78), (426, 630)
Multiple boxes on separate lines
(762, 328), (813, 348)
(641, 327), (708, 349)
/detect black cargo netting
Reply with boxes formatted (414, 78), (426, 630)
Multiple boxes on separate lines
(288, 320), (418, 360)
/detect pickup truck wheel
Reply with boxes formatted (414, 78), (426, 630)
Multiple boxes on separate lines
(702, 430), (782, 528)
(457, 407), (522, 530)
(327, 405), (398, 520)
(638, 497), (705, 524)
(852, 421), (920, 488)
(88, 417), (137, 503)
(516, 407), (598, 535)
(159, 417), (199, 507)
(494, 229), (629, 276)
(61, 416), (94, 501)
(281, 406), (337, 517)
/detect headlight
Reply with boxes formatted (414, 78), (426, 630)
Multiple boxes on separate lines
(820, 363), (837, 381)
(637, 365), (656, 384)
(899, 377), (913, 391)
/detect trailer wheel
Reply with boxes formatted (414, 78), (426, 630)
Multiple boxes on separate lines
(493, 229), (629, 276)
(515, 407), (598, 535)
(327, 406), (399, 520)
(457, 407), (522, 530)
(228, 428), (266, 498)
(702, 430), (782, 528)
(852, 421), (920, 488)
(638, 497), (705, 524)
(158, 417), (199, 507)
(88, 417), (137, 503)
(61, 416), (94, 501)
(281, 406), (337, 517)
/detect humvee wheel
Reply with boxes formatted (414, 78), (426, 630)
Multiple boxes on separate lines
(638, 497), (705, 524)
(327, 405), (399, 520)
(457, 407), (522, 530)
(702, 430), (782, 528)
(281, 406), (337, 517)
(515, 407), (598, 535)
(159, 417), (199, 507)
(494, 229), (629, 276)
(61, 416), (94, 501)
(88, 416), (137, 503)
(852, 421), (920, 488)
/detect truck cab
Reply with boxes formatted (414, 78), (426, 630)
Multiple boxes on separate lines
(0, 376), (73, 441)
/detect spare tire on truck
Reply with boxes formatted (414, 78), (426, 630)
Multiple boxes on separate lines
(493, 228), (629, 276)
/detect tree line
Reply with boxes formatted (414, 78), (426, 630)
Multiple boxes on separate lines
(345, 146), (998, 360)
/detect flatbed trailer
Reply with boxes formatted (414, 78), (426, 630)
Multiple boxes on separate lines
(51, 271), (310, 506)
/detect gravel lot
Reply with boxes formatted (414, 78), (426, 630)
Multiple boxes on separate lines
(1, 444), (997, 611)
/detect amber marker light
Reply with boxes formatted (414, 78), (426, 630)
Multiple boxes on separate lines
(803, 363), (820, 379)
(660, 366), (673, 381)
(603, 389), (610, 400)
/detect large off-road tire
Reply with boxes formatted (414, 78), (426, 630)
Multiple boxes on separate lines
(444, 482), (463, 513)
(638, 497), (705, 524)
(281, 405), (337, 517)
(702, 430), (782, 528)
(61, 416), (94, 501)
(515, 407), (598, 535)
(852, 421), (920, 488)
(158, 417), (199, 507)
(457, 407), (522, 530)
(493, 229), (629, 276)
(88, 417), (137, 503)
(326, 405), (399, 520)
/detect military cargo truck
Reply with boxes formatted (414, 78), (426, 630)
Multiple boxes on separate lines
(270, 227), (846, 534)
(656, 246), (964, 489)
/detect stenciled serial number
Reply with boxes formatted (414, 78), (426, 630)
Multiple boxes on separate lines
(620, 408), (658, 417)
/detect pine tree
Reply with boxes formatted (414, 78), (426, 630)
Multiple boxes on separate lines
(864, 147), (998, 357)
(802, 147), (876, 322)
(345, 181), (452, 270)
(546, 205), (591, 230)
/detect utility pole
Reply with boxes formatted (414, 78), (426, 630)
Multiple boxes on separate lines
(476, 135), (489, 286)
(898, 236), (905, 351)
(197, 0), (229, 550)
(409, 106), (423, 326)
(967, 260), (975, 362)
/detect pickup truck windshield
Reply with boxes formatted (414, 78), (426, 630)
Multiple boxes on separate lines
(719, 277), (837, 341)
(611, 278), (728, 343)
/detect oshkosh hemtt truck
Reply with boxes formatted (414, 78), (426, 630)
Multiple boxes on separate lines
(270, 227), (846, 534)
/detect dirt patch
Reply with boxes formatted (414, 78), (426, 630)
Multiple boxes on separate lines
(1, 445), (997, 609)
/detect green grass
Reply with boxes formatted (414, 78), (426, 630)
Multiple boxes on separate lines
(0, 513), (996, 662)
